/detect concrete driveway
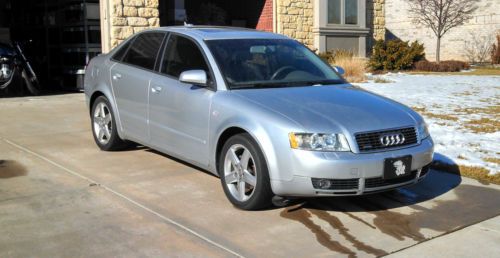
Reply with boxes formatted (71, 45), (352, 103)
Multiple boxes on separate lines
(1, 93), (499, 257)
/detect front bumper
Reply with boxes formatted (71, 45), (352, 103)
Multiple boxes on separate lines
(270, 137), (434, 197)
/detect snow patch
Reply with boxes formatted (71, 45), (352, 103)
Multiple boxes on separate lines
(356, 73), (500, 175)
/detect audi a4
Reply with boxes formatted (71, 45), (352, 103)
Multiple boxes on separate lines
(84, 26), (434, 210)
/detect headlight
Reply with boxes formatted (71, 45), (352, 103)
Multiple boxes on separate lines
(417, 122), (430, 141)
(289, 133), (351, 152)
(0, 64), (13, 81)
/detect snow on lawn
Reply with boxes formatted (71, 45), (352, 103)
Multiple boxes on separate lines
(356, 73), (500, 175)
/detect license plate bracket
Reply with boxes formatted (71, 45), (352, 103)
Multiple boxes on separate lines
(384, 155), (412, 179)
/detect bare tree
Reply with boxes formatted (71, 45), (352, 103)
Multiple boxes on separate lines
(408, 0), (479, 62)
(463, 32), (493, 64)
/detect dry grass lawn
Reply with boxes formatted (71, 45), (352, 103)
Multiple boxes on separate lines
(485, 157), (500, 165)
(455, 105), (500, 116)
(414, 105), (499, 133)
(411, 106), (459, 121)
(465, 118), (500, 133)
(432, 161), (500, 185)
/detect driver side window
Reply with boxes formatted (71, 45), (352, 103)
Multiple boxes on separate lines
(161, 35), (209, 79)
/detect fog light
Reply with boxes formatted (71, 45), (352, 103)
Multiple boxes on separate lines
(317, 179), (332, 189)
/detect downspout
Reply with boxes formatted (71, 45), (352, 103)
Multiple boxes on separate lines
(99, 0), (111, 53)
(273, 0), (279, 33)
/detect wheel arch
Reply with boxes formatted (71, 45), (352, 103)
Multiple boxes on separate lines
(215, 127), (247, 176)
(213, 125), (278, 183)
(88, 87), (125, 140)
(89, 91), (105, 115)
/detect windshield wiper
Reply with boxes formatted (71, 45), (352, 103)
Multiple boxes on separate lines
(298, 79), (345, 86)
(230, 79), (344, 90)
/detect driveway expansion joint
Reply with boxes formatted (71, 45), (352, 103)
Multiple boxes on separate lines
(2, 137), (245, 258)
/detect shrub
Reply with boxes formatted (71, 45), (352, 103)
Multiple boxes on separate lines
(334, 56), (367, 83)
(373, 77), (393, 83)
(414, 60), (470, 72)
(318, 49), (366, 83)
(368, 39), (425, 71)
(318, 49), (354, 64)
(492, 34), (500, 65)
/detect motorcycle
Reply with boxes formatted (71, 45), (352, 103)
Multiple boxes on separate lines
(0, 41), (40, 96)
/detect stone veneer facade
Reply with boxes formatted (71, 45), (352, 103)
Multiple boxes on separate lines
(101, 0), (160, 52)
(367, 0), (385, 41)
(277, 0), (315, 49)
(101, 0), (386, 56)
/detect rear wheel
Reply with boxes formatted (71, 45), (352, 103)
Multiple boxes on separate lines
(219, 133), (273, 210)
(91, 96), (128, 151)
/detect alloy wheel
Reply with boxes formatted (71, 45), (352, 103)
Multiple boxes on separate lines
(93, 102), (112, 145)
(223, 144), (258, 202)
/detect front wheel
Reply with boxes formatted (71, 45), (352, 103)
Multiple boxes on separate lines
(91, 96), (129, 151)
(219, 133), (273, 210)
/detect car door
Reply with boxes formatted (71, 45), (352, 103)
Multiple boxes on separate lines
(148, 34), (214, 166)
(110, 32), (165, 142)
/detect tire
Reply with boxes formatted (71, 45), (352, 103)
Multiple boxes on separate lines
(219, 133), (273, 210)
(91, 96), (129, 151)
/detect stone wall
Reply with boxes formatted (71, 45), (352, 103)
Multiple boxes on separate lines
(385, 0), (500, 61)
(110, 0), (160, 48)
(277, 0), (314, 49)
(367, 0), (385, 44)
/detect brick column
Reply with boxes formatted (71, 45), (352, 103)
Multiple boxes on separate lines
(256, 0), (274, 32)
(100, 0), (160, 53)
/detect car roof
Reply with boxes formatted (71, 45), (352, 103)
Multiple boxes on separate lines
(152, 26), (290, 41)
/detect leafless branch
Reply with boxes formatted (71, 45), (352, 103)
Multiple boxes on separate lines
(408, 0), (479, 61)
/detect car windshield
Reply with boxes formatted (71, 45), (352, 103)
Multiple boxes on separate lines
(205, 39), (343, 89)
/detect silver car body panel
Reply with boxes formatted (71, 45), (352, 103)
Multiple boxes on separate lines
(84, 26), (434, 197)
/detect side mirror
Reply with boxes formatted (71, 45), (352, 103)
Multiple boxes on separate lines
(333, 66), (345, 75)
(179, 70), (207, 86)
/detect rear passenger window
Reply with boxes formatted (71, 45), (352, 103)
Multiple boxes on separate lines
(122, 33), (165, 70)
(111, 38), (133, 61)
(161, 35), (209, 78)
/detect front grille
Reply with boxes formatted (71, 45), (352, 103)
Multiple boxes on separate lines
(355, 127), (418, 152)
(312, 178), (359, 190)
(365, 170), (417, 188)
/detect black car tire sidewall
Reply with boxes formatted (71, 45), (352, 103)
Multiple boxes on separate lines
(219, 133), (273, 210)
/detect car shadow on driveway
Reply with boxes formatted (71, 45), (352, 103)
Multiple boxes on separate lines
(143, 148), (219, 179)
(279, 154), (500, 256)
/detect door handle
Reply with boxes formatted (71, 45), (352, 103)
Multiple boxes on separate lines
(112, 73), (122, 80)
(151, 86), (162, 94)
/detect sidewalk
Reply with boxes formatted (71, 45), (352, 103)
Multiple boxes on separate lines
(388, 215), (500, 258)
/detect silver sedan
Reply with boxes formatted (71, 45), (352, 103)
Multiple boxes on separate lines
(84, 26), (434, 210)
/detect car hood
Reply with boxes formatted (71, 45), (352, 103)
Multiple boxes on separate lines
(232, 84), (419, 134)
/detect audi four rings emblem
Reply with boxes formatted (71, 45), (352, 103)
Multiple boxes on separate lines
(380, 133), (406, 146)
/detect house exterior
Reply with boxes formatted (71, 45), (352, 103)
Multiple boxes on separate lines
(99, 0), (499, 61)
(385, 0), (500, 61)
(100, 0), (385, 57)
